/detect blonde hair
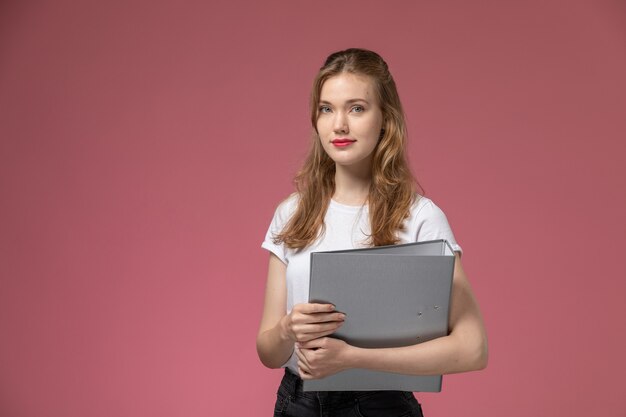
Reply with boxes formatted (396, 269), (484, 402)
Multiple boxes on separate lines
(275, 48), (419, 249)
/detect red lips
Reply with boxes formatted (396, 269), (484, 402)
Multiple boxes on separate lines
(331, 138), (356, 146)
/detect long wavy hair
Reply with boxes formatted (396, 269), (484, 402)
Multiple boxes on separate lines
(275, 48), (420, 249)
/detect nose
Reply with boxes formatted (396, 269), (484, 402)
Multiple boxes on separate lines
(333, 112), (349, 134)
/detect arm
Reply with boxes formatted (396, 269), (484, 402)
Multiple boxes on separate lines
(296, 253), (488, 378)
(256, 253), (346, 369)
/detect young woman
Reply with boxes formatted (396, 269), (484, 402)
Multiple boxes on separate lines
(257, 48), (488, 417)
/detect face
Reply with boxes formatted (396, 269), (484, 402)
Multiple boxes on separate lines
(316, 72), (384, 171)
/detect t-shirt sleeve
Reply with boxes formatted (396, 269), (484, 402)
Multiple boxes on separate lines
(261, 196), (296, 264)
(413, 198), (463, 254)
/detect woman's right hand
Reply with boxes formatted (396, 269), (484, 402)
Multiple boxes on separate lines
(257, 255), (345, 369)
(281, 303), (346, 343)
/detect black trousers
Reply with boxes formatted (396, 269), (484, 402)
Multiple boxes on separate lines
(274, 368), (424, 417)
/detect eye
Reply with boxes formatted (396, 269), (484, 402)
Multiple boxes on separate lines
(351, 105), (364, 113)
(319, 105), (332, 113)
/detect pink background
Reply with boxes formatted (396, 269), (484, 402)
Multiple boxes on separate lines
(1, 1), (625, 416)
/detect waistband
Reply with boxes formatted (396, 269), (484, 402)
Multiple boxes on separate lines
(280, 368), (402, 407)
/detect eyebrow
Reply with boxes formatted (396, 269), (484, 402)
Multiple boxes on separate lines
(319, 98), (370, 105)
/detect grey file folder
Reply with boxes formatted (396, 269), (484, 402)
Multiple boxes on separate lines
(303, 239), (456, 392)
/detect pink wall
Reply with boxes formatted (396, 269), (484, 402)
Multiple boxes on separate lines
(1, 1), (625, 416)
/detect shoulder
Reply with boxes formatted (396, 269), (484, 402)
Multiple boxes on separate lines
(275, 192), (299, 215)
(409, 194), (448, 221)
(405, 194), (450, 236)
(263, 194), (300, 263)
(269, 193), (299, 225)
(404, 194), (462, 252)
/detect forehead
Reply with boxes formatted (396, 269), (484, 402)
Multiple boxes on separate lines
(319, 72), (378, 103)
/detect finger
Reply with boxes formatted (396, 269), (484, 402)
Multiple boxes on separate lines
(293, 326), (343, 343)
(300, 321), (343, 335)
(298, 361), (313, 380)
(298, 337), (327, 350)
(295, 347), (309, 364)
(296, 303), (336, 314)
(292, 311), (346, 326)
(309, 312), (346, 323)
(296, 349), (312, 372)
(292, 319), (343, 337)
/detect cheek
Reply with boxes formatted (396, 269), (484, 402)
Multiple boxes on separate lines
(361, 120), (382, 141)
(316, 118), (331, 136)
(317, 126), (331, 149)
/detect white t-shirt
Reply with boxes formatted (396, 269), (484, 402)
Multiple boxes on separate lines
(261, 194), (462, 371)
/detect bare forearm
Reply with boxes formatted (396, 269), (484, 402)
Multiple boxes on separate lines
(256, 316), (294, 368)
(296, 255), (488, 379)
(348, 331), (488, 376)
(256, 316), (294, 369)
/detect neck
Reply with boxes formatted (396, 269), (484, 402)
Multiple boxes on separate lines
(332, 162), (372, 206)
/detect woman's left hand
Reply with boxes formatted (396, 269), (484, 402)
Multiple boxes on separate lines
(295, 337), (353, 379)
